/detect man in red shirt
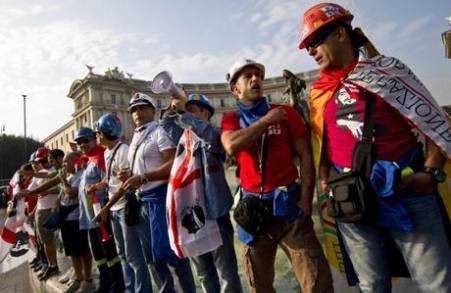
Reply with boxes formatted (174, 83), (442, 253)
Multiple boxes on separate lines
(300, 3), (451, 292)
(221, 58), (332, 293)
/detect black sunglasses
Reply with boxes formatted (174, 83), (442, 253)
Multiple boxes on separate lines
(305, 24), (339, 50)
(76, 138), (91, 145)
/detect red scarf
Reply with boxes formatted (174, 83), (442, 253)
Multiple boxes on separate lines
(86, 145), (106, 172)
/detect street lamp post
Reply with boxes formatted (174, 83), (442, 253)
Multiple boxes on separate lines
(21, 94), (28, 155)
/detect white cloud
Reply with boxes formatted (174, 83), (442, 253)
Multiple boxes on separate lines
(1, 0), (449, 142)
(0, 16), (160, 140)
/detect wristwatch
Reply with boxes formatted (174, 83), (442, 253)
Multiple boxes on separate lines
(140, 174), (150, 185)
(423, 167), (447, 183)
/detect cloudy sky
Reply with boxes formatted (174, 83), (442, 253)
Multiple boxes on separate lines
(1, 0), (450, 140)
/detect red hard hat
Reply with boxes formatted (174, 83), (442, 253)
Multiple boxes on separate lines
(35, 147), (49, 161)
(299, 3), (354, 49)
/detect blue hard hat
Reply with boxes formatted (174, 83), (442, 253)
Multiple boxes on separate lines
(186, 94), (214, 117)
(94, 113), (122, 139)
(74, 127), (96, 141)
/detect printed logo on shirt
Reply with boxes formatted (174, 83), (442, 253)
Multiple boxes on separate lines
(335, 86), (363, 139)
(268, 123), (282, 136)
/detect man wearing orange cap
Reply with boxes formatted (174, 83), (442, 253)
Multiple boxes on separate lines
(299, 3), (451, 292)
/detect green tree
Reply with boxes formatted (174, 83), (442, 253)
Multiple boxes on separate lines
(0, 134), (42, 180)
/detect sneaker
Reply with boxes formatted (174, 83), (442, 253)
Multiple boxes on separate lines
(33, 261), (47, 272)
(30, 261), (40, 269)
(38, 266), (59, 281)
(59, 267), (74, 284)
(64, 279), (81, 293)
(29, 257), (39, 267)
(36, 264), (48, 277)
(77, 280), (93, 293)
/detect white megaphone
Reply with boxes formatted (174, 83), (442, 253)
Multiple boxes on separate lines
(150, 71), (185, 98)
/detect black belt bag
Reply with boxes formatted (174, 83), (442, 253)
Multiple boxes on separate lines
(234, 194), (273, 236)
(326, 169), (372, 223)
(326, 92), (377, 223)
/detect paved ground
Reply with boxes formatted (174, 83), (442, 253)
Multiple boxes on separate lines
(0, 262), (31, 293)
(0, 184), (421, 293)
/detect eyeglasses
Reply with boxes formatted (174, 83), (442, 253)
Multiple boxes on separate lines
(76, 138), (91, 145)
(305, 25), (338, 50)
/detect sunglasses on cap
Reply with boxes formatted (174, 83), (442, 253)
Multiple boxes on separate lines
(76, 138), (91, 145)
(305, 24), (340, 50)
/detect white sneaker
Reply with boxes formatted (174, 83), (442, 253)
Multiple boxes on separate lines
(77, 280), (93, 293)
(64, 279), (81, 293)
(58, 267), (74, 284)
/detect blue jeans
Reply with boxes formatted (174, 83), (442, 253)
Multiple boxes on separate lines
(191, 215), (243, 293)
(111, 208), (152, 293)
(138, 194), (196, 293)
(338, 194), (451, 293)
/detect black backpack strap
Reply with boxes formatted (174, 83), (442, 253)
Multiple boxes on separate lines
(352, 91), (375, 176)
(259, 133), (268, 195)
(107, 142), (123, 183)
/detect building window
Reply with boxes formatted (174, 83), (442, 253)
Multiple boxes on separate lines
(268, 94), (272, 102)
(60, 137), (63, 145)
(66, 134), (69, 142)
(111, 94), (116, 105)
(72, 130), (74, 139)
(51, 142), (53, 149)
(220, 99), (225, 107)
(56, 141), (58, 148)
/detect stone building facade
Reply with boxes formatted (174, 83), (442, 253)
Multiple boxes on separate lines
(43, 66), (319, 151)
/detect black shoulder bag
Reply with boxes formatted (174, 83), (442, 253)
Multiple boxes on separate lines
(233, 133), (274, 235)
(125, 130), (152, 226)
(326, 92), (378, 223)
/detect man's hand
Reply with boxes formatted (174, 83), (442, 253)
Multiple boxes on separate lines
(260, 107), (287, 125)
(123, 175), (143, 190)
(299, 197), (313, 217)
(93, 207), (109, 223)
(16, 190), (29, 199)
(51, 205), (60, 214)
(319, 179), (328, 194)
(118, 168), (132, 182)
(401, 172), (436, 194)
(170, 95), (187, 112)
(85, 184), (97, 194)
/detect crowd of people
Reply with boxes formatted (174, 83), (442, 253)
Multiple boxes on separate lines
(4, 3), (451, 293)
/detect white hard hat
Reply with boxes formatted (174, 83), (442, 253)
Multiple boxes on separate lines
(128, 92), (157, 111)
(226, 58), (265, 89)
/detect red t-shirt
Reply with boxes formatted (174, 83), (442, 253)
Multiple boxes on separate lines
(324, 83), (418, 168)
(221, 104), (306, 193)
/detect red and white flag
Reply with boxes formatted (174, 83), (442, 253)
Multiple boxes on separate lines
(167, 130), (222, 258)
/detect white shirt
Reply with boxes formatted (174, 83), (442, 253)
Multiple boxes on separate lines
(128, 121), (175, 192)
(28, 168), (59, 210)
(60, 170), (82, 221)
(105, 142), (130, 211)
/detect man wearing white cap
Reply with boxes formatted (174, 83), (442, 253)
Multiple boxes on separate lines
(221, 59), (332, 292)
(120, 92), (196, 293)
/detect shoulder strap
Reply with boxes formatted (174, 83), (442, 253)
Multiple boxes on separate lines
(259, 133), (268, 195)
(131, 129), (153, 173)
(107, 142), (123, 183)
(352, 91), (375, 175)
